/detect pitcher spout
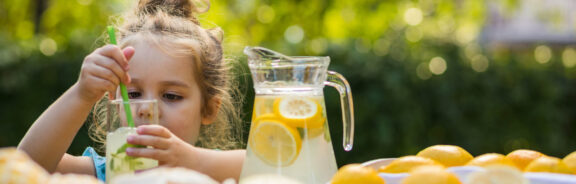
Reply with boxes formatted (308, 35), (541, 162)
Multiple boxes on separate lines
(244, 46), (292, 61)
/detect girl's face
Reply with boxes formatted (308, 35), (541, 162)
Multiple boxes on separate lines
(121, 41), (211, 144)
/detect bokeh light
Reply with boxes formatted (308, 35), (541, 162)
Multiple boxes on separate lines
(471, 55), (489, 72)
(429, 57), (447, 75)
(307, 37), (327, 55)
(257, 5), (275, 24)
(284, 25), (304, 44)
(562, 48), (576, 68)
(404, 7), (423, 26)
(39, 38), (57, 56)
(405, 27), (423, 42)
(534, 45), (552, 64)
(456, 23), (479, 44)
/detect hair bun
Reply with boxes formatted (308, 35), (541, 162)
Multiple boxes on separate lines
(138, 0), (210, 23)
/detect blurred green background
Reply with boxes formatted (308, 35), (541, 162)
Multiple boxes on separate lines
(2, 0), (576, 167)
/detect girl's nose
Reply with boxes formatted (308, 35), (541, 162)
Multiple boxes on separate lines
(137, 104), (152, 118)
(135, 102), (158, 125)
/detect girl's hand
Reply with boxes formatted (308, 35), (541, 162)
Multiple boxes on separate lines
(125, 125), (200, 169)
(75, 45), (134, 102)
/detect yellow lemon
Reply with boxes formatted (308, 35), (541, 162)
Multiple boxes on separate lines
(331, 164), (386, 184)
(563, 150), (576, 173)
(249, 113), (278, 146)
(416, 145), (474, 167)
(525, 156), (573, 174)
(506, 149), (544, 170)
(467, 153), (518, 169)
(466, 165), (528, 184)
(401, 165), (461, 184)
(273, 97), (324, 129)
(249, 119), (302, 167)
(379, 156), (443, 173)
(0, 148), (50, 184)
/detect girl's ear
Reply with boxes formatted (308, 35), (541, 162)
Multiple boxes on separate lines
(201, 96), (221, 125)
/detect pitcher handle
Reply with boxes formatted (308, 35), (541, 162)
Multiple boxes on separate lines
(324, 71), (354, 151)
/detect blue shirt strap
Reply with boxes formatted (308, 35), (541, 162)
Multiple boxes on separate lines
(82, 147), (106, 182)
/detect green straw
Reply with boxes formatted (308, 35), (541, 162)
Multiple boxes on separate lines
(107, 26), (135, 128)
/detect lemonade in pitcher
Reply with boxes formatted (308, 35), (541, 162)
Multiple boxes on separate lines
(241, 94), (337, 183)
(240, 46), (354, 184)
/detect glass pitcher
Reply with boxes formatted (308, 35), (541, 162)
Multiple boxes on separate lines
(240, 47), (354, 184)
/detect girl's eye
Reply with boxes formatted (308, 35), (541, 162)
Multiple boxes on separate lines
(128, 92), (141, 99)
(163, 93), (183, 101)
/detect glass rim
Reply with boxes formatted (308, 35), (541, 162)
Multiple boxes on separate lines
(109, 99), (158, 104)
(248, 56), (330, 66)
(249, 56), (330, 61)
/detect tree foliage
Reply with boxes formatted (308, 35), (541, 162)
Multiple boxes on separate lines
(1, 0), (576, 166)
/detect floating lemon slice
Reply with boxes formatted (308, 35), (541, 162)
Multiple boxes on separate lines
(273, 97), (324, 129)
(249, 114), (279, 146)
(250, 119), (302, 167)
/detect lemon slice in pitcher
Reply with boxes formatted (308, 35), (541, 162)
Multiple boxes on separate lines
(250, 119), (302, 166)
(273, 97), (324, 129)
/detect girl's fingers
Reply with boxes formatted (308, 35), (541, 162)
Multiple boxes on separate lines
(137, 125), (172, 138)
(125, 147), (167, 161)
(127, 135), (170, 150)
(88, 62), (120, 87)
(98, 45), (129, 70)
(123, 47), (135, 61)
(92, 55), (129, 84)
(86, 75), (117, 98)
(122, 47), (135, 83)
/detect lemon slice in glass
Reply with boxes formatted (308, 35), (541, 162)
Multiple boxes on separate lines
(249, 113), (279, 147)
(250, 119), (302, 167)
(273, 97), (324, 129)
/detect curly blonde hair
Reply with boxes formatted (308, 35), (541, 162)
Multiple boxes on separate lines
(89, 0), (243, 152)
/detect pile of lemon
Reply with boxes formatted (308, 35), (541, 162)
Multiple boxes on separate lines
(330, 145), (576, 184)
(0, 148), (102, 184)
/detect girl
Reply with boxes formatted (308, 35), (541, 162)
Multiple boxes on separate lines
(17, 0), (245, 182)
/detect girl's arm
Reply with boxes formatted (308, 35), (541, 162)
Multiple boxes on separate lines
(18, 85), (96, 173)
(56, 153), (96, 175)
(18, 45), (133, 174)
(194, 149), (245, 182)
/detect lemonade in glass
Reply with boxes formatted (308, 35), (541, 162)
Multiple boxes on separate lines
(106, 99), (159, 182)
